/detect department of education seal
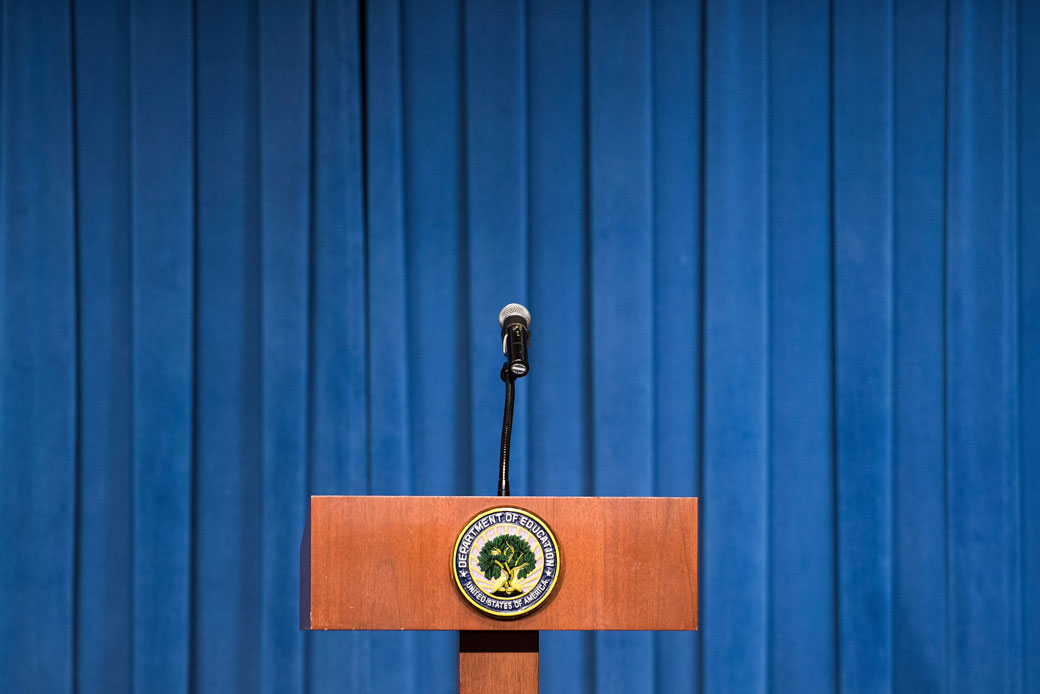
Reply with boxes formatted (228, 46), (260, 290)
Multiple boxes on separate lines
(453, 507), (561, 619)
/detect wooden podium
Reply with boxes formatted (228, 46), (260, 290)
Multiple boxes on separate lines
(301, 495), (698, 693)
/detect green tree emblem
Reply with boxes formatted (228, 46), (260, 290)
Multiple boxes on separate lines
(477, 534), (537, 597)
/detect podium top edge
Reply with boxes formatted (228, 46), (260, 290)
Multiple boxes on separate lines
(308, 495), (699, 500)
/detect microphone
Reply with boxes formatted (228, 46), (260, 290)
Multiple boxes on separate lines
(498, 303), (531, 377)
(497, 303), (530, 496)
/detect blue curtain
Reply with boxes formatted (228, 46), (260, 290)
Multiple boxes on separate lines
(1, 0), (1037, 692)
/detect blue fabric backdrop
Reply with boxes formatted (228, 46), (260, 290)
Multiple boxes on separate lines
(0, 0), (1037, 692)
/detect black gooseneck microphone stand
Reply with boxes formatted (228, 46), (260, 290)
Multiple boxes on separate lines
(498, 364), (517, 497)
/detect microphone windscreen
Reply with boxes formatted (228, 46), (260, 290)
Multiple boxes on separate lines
(498, 303), (531, 329)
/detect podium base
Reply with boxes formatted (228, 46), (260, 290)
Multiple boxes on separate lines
(459, 630), (539, 694)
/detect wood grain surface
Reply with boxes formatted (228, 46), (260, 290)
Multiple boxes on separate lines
(459, 631), (538, 694)
(302, 495), (698, 631)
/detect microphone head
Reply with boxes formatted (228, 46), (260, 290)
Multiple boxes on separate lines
(498, 303), (531, 375)
(498, 303), (531, 329)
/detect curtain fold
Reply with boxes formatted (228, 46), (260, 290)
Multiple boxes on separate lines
(832, 1), (895, 691)
(1, 0), (1036, 692)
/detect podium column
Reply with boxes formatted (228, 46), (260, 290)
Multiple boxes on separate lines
(459, 631), (538, 694)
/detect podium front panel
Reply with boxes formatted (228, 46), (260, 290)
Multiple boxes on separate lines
(302, 495), (697, 631)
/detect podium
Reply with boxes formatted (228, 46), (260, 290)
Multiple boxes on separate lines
(301, 495), (698, 693)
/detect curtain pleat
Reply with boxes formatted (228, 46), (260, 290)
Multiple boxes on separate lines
(127, 0), (195, 690)
(73, 0), (134, 691)
(1019, 2), (1040, 691)
(832, 1), (895, 692)
(0, 1), (77, 691)
(892, 1), (948, 691)
(193, 0), (264, 689)
(945, 0), (1022, 690)
(0, 0), (1037, 692)
(767, 0), (834, 691)
(702, 0), (769, 691)
(257, 0), (310, 690)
